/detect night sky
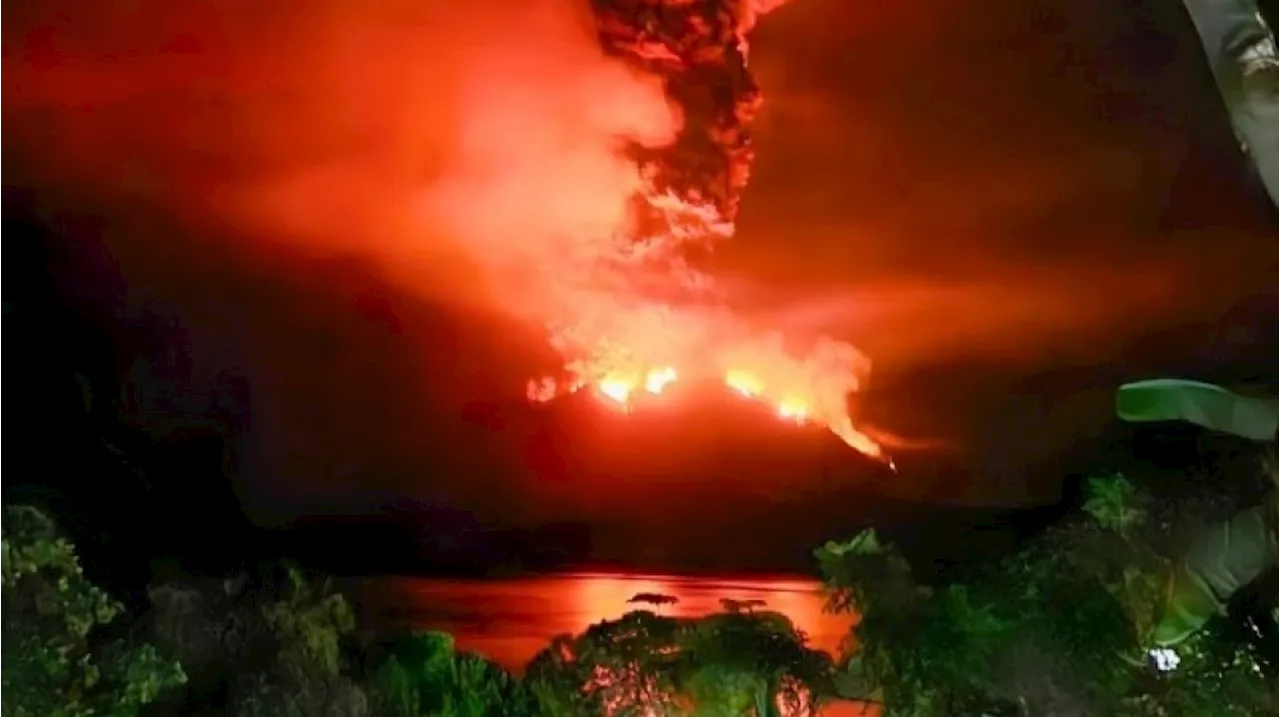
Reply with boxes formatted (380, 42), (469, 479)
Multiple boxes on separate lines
(3, 0), (1276, 569)
(735, 0), (1277, 499)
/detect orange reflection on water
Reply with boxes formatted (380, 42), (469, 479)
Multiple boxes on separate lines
(355, 572), (853, 669)
(353, 572), (872, 715)
(567, 573), (850, 657)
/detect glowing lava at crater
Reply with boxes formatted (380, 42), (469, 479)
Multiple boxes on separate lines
(527, 364), (884, 461)
(538, 368), (793, 418)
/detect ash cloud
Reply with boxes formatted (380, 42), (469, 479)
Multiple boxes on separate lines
(4, 0), (693, 516)
(6, 0), (1276, 510)
(4, 0), (680, 318)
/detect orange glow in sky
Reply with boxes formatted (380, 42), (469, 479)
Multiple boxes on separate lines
(8, 0), (1267, 501)
(5, 0), (888, 457)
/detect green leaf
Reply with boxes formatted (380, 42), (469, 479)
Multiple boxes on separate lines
(1116, 379), (1278, 441)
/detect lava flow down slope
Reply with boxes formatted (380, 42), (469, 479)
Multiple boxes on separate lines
(516, 0), (885, 461)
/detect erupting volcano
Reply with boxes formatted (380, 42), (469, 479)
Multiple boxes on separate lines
(522, 0), (884, 460)
(4, 0), (889, 465)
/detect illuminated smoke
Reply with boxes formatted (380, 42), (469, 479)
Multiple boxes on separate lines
(523, 0), (884, 458)
(4, 0), (883, 459)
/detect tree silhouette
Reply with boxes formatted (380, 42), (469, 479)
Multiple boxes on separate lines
(628, 592), (680, 611)
(720, 598), (768, 614)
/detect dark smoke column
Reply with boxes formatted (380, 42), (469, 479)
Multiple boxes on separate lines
(592, 0), (785, 227)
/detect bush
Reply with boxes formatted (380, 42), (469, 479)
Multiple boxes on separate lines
(524, 608), (834, 716)
(136, 561), (370, 716)
(817, 475), (1277, 716)
(260, 569), (357, 676)
(368, 631), (535, 717)
(1, 505), (186, 717)
(361, 608), (834, 716)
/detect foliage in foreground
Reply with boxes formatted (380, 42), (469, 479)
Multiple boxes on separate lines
(141, 558), (368, 716)
(8, 375), (1276, 715)
(523, 608), (833, 716)
(369, 631), (535, 716)
(1, 505), (187, 717)
(366, 608), (833, 716)
(2, 504), (834, 717)
(816, 474), (1277, 716)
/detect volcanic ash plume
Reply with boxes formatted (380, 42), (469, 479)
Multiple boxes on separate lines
(526, 0), (884, 459)
(3, 0), (882, 459)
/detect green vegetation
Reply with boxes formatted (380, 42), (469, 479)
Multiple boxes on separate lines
(15, 458), (1280, 717)
(817, 475), (1275, 715)
(369, 631), (534, 716)
(1, 505), (186, 717)
(4, 378), (1274, 715)
(359, 594), (832, 715)
(12, 470), (1271, 716)
(1, 505), (834, 716)
(523, 608), (831, 716)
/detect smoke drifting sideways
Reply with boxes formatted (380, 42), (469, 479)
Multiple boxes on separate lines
(6, 0), (677, 302)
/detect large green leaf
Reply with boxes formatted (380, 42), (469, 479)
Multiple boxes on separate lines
(1115, 379), (1279, 441)
(1153, 503), (1279, 646)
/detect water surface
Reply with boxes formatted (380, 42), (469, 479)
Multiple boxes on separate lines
(350, 573), (873, 715)
(350, 572), (853, 671)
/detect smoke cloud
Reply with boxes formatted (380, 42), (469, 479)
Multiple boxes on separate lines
(7, 0), (1276, 509)
(2, 0), (710, 514)
(4, 0), (683, 316)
